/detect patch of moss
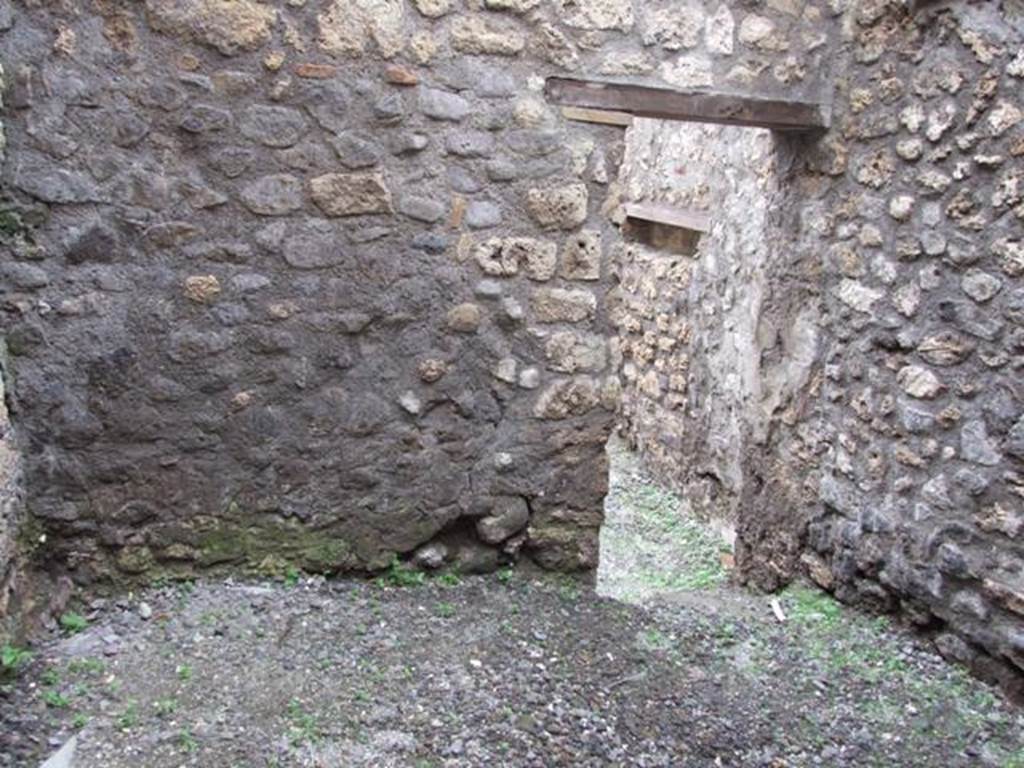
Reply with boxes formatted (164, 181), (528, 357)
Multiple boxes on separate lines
(116, 546), (155, 575)
(297, 538), (353, 573)
(195, 524), (355, 575)
(0, 209), (23, 239)
(196, 529), (251, 567)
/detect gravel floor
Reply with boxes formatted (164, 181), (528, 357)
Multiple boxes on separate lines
(2, 441), (1023, 767)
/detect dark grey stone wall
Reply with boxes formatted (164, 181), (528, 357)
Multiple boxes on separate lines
(0, 0), (834, 587)
(0, 56), (26, 630)
(4, 0), (1023, 695)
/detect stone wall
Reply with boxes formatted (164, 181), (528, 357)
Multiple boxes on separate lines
(614, 121), (819, 554)
(616, 1), (1024, 687)
(0, 50), (24, 632)
(808, 0), (1024, 686)
(0, 0), (833, 589)
(0, 342), (23, 631)
(8, 0), (1022, 691)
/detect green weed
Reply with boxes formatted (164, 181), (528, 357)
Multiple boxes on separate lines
(286, 699), (321, 746)
(180, 727), (198, 753)
(67, 658), (105, 676)
(118, 702), (139, 731)
(43, 689), (70, 708)
(1, 645), (32, 678)
(376, 556), (426, 588)
(784, 585), (843, 628)
(59, 613), (89, 635)
(436, 571), (461, 587)
(154, 698), (179, 717)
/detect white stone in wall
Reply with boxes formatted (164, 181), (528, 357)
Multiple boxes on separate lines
(492, 357), (518, 384)
(896, 365), (944, 400)
(987, 100), (1022, 137)
(412, 0), (451, 17)
(961, 420), (1002, 466)
(451, 16), (526, 55)
(660, 53), (713, 89)
(555, 0), (634, 32)
(888, 195), (914, 221)
(900, 104), (925, 133)
(318, 0), (405, 58)
(706, 5), (734, 55)
(642, 3), (705, 51)
(926, 102), (957, 143)
(833, 279), (883, 314)
(598, 52), (656, 75)
(738, 14), (772, 43)
(893, 282), (921, 318)
(484, 0), (543, 12)
(992, 237), (1024, 277)
(1008, 49), (1024, 78)
(144, 0), (276, 55)
(960, 270), (1002, 303)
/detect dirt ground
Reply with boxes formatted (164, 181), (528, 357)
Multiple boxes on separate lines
(2, 441), (1023, 767)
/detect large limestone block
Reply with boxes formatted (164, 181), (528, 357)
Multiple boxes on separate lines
(527, 184), (589, 230)
(145, 0), (276, 55)
(318, 0), (406, 58)
(556, 0), (634, 31)
(309, 173), (393, 217)
(531, 288), (596, 323)
(533, 377), (600, 419)
(451, 16), (526, 55)
(474, 238), (558, 280)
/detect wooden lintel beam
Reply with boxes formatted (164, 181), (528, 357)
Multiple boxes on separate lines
(624, 202), (711, 233)
(546, 77), (830, 132)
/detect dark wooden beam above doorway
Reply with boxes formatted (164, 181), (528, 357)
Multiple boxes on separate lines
(545, 78), (831, 132)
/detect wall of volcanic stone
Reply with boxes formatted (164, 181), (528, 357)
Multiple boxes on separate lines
(806, 0), (1024, 686)
(616, 0), (1024, 687)
(0, 50), (25, 629)
(0, 0), (835, 586)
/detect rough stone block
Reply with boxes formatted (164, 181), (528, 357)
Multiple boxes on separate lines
(533, 377), (600, 419)
(561, 230), (602, 280)
(309, 172), (392, 217)
(183, 275), (221, 304)
(531, 288), (596, 323)
(145, 0), (276, 56)
(543, 331), (607, 373)
(477, 497), (530, 543)
(445, 130), (497, 158)
(330, 132), (382, 168)
(451, 16), (525, 56)
(527, 184), (589, 230)
(555, 0), (634, 31)
(239, 104), (307, 148)
(317, 0), (405, 58)
(418, 86), (471, 121)
(240, 174), (304, 216)
(447, 303), (482, 333)
(398, 195), (446, 223)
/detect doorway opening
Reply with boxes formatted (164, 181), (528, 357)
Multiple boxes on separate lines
(594, 114), (791, 604)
